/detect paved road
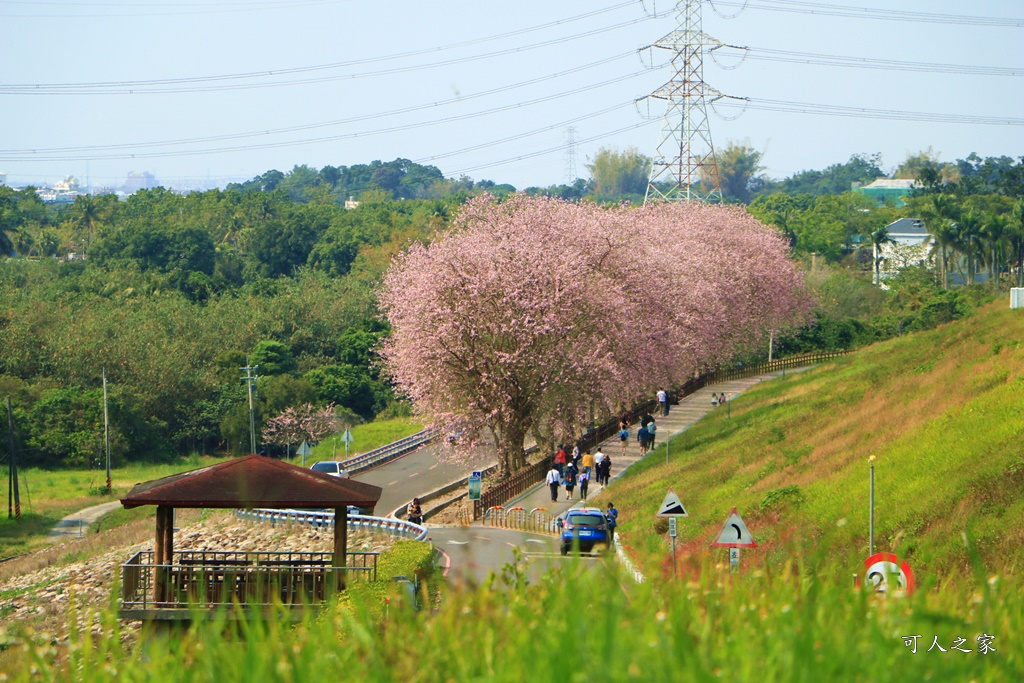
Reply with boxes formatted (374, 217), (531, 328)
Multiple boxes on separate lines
(352, 440), (495, 517)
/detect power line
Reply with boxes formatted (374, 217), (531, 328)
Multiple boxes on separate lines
(0, 3), (644, 93)
(716, 96), (1024, 126)
(711, 45), (1024, 77)
(0, 53), (640, 155)
(710, 0), (1024, 27)
(0, 72), (649, 162)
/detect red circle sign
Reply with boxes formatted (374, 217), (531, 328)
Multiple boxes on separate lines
(864, 552), (915, 595)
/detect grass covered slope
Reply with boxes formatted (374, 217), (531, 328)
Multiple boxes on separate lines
(612, 300), (1024, 580)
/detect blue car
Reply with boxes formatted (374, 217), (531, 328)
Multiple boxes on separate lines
(557, 507), (610, 555)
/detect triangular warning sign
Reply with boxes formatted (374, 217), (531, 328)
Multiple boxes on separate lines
(712, 507), (757, 548)
(656, 489), (688, 517)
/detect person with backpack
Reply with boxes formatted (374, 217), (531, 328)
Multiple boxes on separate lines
(618, 423), (629, 457)
(564, 463), (577, 500)
(646, 418), (657, 447)
(637, 423), (650, 456)
(578, 468), (590, 501)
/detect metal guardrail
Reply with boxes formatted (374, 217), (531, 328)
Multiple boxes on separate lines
(481, 505), (557, 534)
(337, 429), (439, 474)
(235, 508), (430, 542)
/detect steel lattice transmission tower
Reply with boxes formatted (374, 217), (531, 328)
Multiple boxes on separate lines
(643, 0), (723, 204)
(564, 126), (579, 184)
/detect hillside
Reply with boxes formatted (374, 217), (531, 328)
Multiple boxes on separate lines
(612, 299), (1024, 581)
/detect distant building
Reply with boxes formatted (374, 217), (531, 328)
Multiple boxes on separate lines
(874, 218), (933, 285)
(124, 171), (158, 194)
(36, 175), (82, 204)
(853, 178), (917, 207)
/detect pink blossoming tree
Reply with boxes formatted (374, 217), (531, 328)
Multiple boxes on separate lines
(379, 195), (808, 476)
(262, 403), (338, 452)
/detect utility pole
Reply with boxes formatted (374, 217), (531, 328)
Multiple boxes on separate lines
(7, 398), (20, 520)
(103, 368), (111, 493)
(241, 361), (259, 455)
(643, 0), (723, 204)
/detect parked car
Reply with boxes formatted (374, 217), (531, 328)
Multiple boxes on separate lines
(557, 507), (610, 555)
(309, 461), (350, 478)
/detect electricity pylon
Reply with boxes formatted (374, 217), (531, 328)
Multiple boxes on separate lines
(643, 0), (723, 203)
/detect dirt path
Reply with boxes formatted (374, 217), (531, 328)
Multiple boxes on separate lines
(46, 500), (123, 543)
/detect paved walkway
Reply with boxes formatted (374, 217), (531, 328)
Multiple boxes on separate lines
(47, 500), (123, 543)
(494, 371), (796, 523)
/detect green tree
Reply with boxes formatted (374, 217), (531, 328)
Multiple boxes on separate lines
(714, 141), (765, 204)
(586, 147), (651, 199)
(250, 340), (296, 376)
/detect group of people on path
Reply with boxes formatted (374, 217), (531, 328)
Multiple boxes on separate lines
(546, 444), (612, 503)
(618, 412), (659, 456)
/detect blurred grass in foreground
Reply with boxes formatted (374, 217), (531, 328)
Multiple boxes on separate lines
(6, 545), (1021, 683)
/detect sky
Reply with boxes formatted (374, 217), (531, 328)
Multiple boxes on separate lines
(1, 0), (1022, 192)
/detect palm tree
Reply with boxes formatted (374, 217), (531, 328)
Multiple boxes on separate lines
(923, 194), (961, 289)
(1011, 201), (1024, 288)
(980, 213), (1008, 291)
(955, 211), (984, 285)
(871, 224), (891, 286)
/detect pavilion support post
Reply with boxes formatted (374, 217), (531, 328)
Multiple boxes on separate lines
(333, 506), (348, 592)
(154, 505), (173, 605)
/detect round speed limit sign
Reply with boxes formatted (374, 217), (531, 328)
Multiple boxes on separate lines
(864, 552), (915, 595)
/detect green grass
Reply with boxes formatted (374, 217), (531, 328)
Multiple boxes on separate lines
(4, 551), (1021, 682)
(596, 300), (1024, 581)
(296, 417), (423, 465)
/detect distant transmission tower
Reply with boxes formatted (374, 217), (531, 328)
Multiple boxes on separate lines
(564, 126), (579, 184)
(643, 0), (723, 203)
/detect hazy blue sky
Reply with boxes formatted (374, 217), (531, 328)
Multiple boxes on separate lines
(1, 0), (1021, 191)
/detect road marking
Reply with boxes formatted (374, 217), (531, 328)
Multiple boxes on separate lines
(409, 472), (420, 478)
(429, 463), (439, 470)
(447, 541), (469, 546)
(388, 480), (399, 486)
(525, 539), (547, 544)
(472, 535), (490, 541)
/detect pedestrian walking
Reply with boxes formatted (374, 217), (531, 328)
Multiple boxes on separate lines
(554, 445), (567, 477)
(618, 424), (629, 457)
(637, 424), (649, 456)
(406, 498), (424, 525)
(657, 388), (668, 416)
(647, 419), (657, 447)
(546, 465), (561, 503)
(594, 448), (606, 484)
(600, 455), (612, 486)
(582, 450), (595, 475)
(564, 466), (577, 500)
(578, 469), (590, 501)
(605, 502), (619, 539)
(712, 393), (719, 407)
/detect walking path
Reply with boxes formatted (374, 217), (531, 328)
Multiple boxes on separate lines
(493, 370), (800, 524)
(47, 500), (123, 543)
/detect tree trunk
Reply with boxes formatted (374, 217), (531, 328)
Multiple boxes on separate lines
(494, 419), (529, 478)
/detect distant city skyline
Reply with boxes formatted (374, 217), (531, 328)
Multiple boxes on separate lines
(2, 1), (1022, 192)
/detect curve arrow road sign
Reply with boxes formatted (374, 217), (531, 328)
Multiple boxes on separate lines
(712, 507), (757, 548)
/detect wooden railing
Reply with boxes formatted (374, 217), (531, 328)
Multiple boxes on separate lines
(470, 351), (847, 518)
(120, 550), (378, 612)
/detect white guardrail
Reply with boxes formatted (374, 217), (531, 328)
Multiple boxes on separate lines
(337, 429), (439, 474)
(236, 508), (429, 542)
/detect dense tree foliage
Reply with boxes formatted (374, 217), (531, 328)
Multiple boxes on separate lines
(380, 195), (808, 476)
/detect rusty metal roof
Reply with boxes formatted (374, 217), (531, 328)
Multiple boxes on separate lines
(120, 455), (382, 511)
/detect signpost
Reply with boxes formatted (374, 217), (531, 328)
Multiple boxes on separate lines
(712, 508), (757, 571)
(468, 471), (482, 501)
(657, 489), (689, 578)
(297, 440), (312, 467)
(341, 428), (354, 457)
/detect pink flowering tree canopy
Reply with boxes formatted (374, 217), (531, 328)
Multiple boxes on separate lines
(379, 195), (808, 476)
(262, 403), (338, 450)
